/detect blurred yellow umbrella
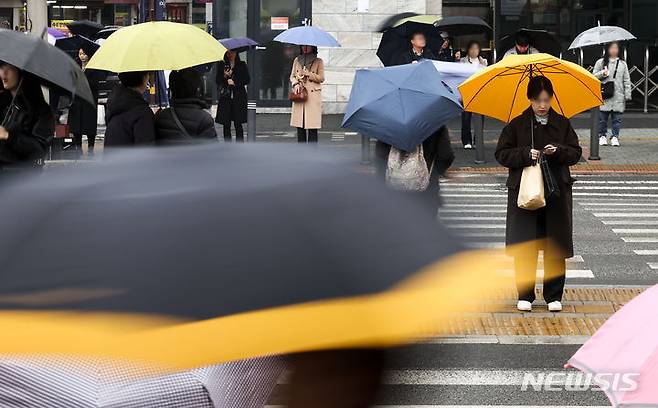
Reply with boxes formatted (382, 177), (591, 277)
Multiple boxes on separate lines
(459, 53), (602, 123)
(87, 21), (226, 72)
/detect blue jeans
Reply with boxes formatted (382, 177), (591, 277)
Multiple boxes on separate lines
(461, 111), (472, 146)
(598, 111), (623, 137)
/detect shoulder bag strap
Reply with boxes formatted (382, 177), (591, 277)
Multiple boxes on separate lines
(612, 59), (620, 79)
(170, 107), (193, 139)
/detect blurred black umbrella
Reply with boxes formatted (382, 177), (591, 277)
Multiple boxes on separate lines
(55, 35), (100, 59)
(498, 28), (561, 57)
(376, 14), (442, 66)
(67, 20), (103, 39)
(435, 16), (491, 37)
(376, 12), (419, 33)
(0, 29), (94, 104)
(0, 145), (506, 370)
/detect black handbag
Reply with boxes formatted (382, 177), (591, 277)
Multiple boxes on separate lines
(601, 60), (619, 100)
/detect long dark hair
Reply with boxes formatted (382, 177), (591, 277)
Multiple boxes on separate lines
(223, 50), (242, 64)
(1, 67), (50, 125)
(603, 42), (623, 68)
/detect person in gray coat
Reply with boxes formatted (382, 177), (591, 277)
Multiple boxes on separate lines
(593, 42), (632, 147)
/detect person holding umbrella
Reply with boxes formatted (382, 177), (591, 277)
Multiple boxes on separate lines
(104, 71), (155, 148)
(396, 32), (435, 65)
(593, 42), (631, 147)
(215, 50), (250, 142)
(503, 32), (539, 58)
(459, 41), (487, 149)
(69, 47), (104, 157)
(495, 76), (582, 313)
(290, 45), (325, 143)
(0, 63), (55, 172)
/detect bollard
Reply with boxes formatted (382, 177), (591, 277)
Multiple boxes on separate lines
(360, 134), (371, 164)
(588, 107), (601, 160)
(474, 114), (485, 164)
(247, 101), (257, 142)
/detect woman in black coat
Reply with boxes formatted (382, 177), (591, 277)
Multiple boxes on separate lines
(0, 62), (55, 173)
(495, 76), (582, 313)
(69, 47), (103, 156)
(215, 51), (250, 142)
(155, 68), (217, 144)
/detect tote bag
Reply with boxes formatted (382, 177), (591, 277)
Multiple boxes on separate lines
(517, 119), (546, 210)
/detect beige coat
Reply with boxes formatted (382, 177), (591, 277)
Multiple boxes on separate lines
(290, 56), (324, 129)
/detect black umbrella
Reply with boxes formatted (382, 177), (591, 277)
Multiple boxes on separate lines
(0, 144), (507, 369)
(67, 20), (104, 40)
(55, 35), (100, 59)
(435, 16), (492, 37)
(0, 29), (94, 104)
(376, 12), (419, 33)
(96, 26), (120, 40)
(498, 28), (561, 58)
(219, 37), (259, 53)
(376, 15), (443, 66)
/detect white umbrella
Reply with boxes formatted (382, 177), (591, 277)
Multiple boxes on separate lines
(569, 23), (636, 50)
(431, 61), (480, 103)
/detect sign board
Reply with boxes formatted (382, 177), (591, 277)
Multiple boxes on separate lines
(271, 17), (289, 31)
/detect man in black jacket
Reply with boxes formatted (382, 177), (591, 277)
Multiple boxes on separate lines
(396, 32), (436, 66)
(104, 71), (155, 148)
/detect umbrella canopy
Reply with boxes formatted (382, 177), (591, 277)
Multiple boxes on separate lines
(435, 16), (492, 37)
(376, 15), (443, 67)
(567, 284), (658, 406)
(47, 27), (67, 45)
(376, 12), (419, 33)
(56, 35), (100, 59)
(458, 53), (602, 123)
(86, 21), (226, 72)
(0, 144), (507, 370)
(568, 25), (636, 50)
(96, 26), (121, 40)
(498, 28), (561, 57)
(431, 60), (480, 102)
(219, 37), (259, 53)
(0, 29), (94, 105)
(273, 25), (341, 47)
(67, 20), (103, 40)
(342, 61), (462, 151)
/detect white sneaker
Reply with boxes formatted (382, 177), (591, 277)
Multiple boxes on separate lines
(599, 136), (608, 146)
(517, 300), (532, 312)
(464, 144), (473, 149)
(548, 301), (563, 312)
(611, 136), (620, 147)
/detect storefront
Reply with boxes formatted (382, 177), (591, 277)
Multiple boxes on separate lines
(0, 0), (25, 30)
(48, 0), (105, 23)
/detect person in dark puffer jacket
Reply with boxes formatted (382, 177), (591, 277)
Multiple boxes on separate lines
(155, 68), (217, 145)
(104, 71), (155, 148)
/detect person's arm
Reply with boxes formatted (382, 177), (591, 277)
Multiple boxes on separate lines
(495, 123), (533, 169)
(306, 59), (325, 84)
(4, 109), (54, 159)
(133, 109), (156, 145)
(547, 122), (582, 166)
(290, 59), (299, 87)
(197, 112), (218, 139)
(623, 62), (632, 100)
(592, 59), (606, 79)
(234, 62), (250, 87)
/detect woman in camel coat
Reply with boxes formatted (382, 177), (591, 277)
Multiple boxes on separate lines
(290, 45), (324, 143)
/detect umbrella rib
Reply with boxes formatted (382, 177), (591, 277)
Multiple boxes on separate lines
(507, 65), (531, 123)
(462, 67), (515, 111)
(534, 64), (566, 116)
(537, 63), (604, 104)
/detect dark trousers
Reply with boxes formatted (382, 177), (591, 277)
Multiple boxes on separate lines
(461, 111), (473, 146)
(297, 128), (318, 143)
(223, 122), (244, 142)
(514, 208), (566, 303)
(73, 134), (96, 150)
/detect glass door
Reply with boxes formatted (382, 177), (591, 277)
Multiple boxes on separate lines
(248, 0), (311, 106)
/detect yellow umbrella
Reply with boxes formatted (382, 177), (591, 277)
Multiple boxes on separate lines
(87, 21), (226, 72)
(459, 53), (603, 123)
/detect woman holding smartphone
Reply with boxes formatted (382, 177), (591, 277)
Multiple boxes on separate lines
(495, 76), (582, 313)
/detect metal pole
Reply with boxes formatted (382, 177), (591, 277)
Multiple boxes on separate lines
(474, 114), (485, 164)
(247, 101), (257, 142)
(588, 107), (600, 160)
(644, 45), (650, 114)
(578, 48), (583, 66)
(360, 134), (371, 164)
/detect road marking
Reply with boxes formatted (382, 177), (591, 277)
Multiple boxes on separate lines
(634, 250), (658, 255)
(442, 204), (507, 208)
(613, 229), (658, 234)
(439, 209), (507, 213)
(459, 232), (506, 238)
(603, 220), (658, 225)
(579, 202), (658, 206)
(593, 213), (658, 217)
(574, 186), (658, 190)
(498, 269), (594, 279)
(381, 369), (560, 386)
(465, 242), (505, 249)
(441, 217), (506, 221)
(441, 186), (658, 191)
(622, 237), (658, 243)
(446, 224), (505, 229)
(575, 180), (658, 184)
(370, 406), (612, 408)
(442, 194), (507, 198)
(649, 263), (658, 270)
(573, 193), (658, 197)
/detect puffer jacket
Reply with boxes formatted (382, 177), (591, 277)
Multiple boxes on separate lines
(593, 58), (632, 113)
(104, 84), (155, 147)
(155, 98), (217, 144)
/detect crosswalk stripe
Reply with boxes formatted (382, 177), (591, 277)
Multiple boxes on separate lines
(442, 204), (507, 208)
(579, 202), (658, 206)
(465, 242), (505, 249)
(439, 209), (507, 213)
(649, 263), (658, 269)
(603, 220), (658, 225)
(622, 237), (658, 242)
(443, 194), (507, 198)
(613, 229), (658, 234)
(459, 232), (506, 238)
(442, 217), (506, 221)
(593, 213), (658, 217)
(575, 180), (658, 184)
(381, 369), (559, 386)
(573, 193), (658, 197)
(441, 186), (658, 191)
(369, 406), (612, 408)
(497, 269), (594, 279)
(446, 224), (505, 229)
(634, 250), (658, 255)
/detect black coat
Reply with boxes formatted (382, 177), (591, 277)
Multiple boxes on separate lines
(495, 107), (582, 258)
(395, 48), (436, 66)
(68, 68), (103, 136)
(0, 90), (54, 169)
(215, 58), (250, 125)
(104, 84), (155, 147)
(155, 98), (217, 144)
(436, 48), (453, 62)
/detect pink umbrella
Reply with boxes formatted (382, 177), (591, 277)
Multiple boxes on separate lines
(566, 284), (658, 407)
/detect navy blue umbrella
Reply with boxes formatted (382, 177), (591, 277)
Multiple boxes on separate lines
(219, 37), (259, 53)
(342, 61), (462, 152)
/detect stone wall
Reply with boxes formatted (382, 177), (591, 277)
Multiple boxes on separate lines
(313, 0), (442, 114)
